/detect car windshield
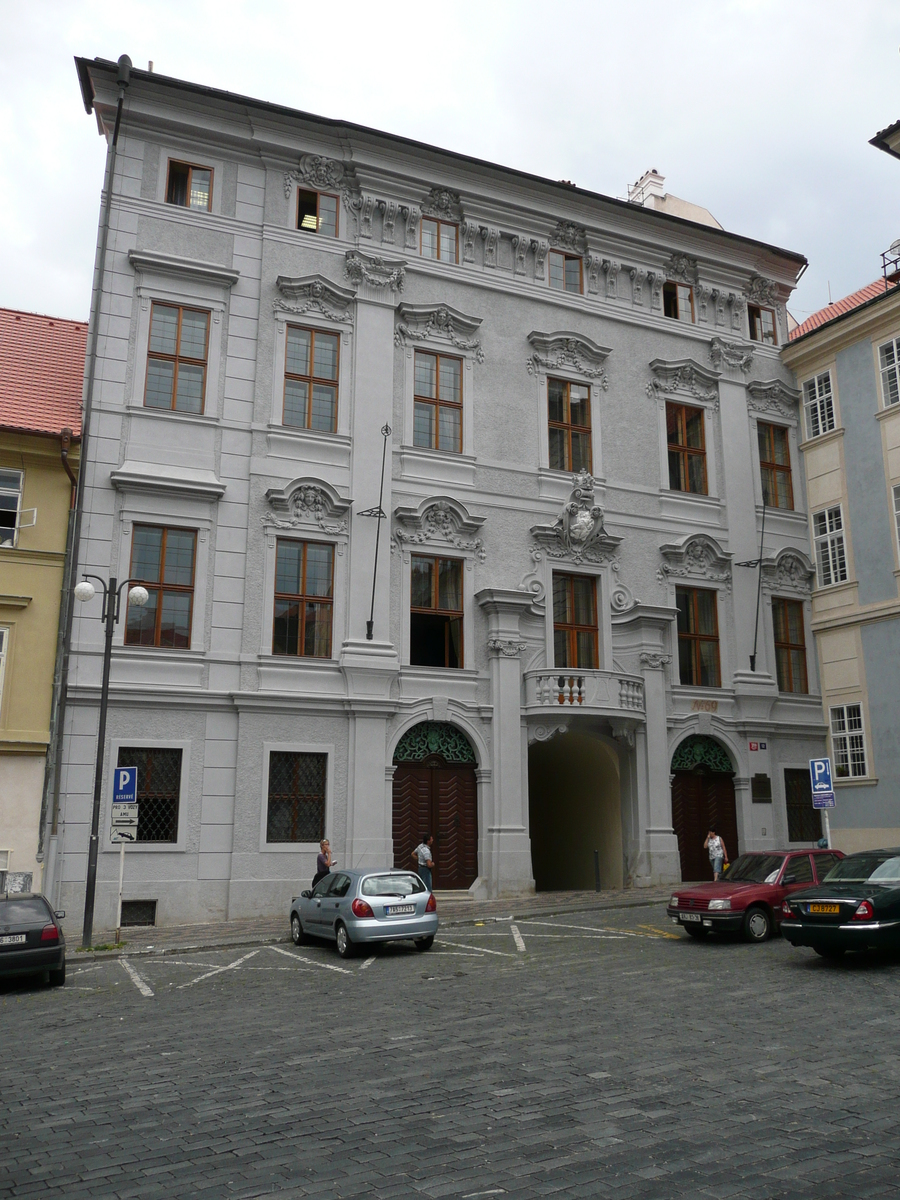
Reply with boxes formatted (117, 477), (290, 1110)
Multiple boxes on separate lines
(360, 874), (425, 898)
(723, 854), (785, 883)
(0, 897), (50, 922)
(825, 854), (900, 883)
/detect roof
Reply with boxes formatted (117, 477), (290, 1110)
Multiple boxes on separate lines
(75, 56), (807, 272)
(0, 309), (86, 437)
(789, 279), (889, 342)
(870, 119), (900, 161)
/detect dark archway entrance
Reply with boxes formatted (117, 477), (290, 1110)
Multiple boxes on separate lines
(671, 735), (739, 882)
(392, 722), (478, 890)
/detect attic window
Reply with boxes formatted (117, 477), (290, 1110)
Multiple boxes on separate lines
(297, 189), (338, 238)
(166, 161), (213, 211)
(749, 305), (777, 345)
(663, 282), (694, 323)
(0, 470), (23, 547)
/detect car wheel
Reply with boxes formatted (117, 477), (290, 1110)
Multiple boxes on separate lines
(414, 936), (435, 952)
(684, 925), (708, 939)
(290, 913), (305, 946)
(48, 962), (66, 987)
(743, 906), (772, 943)
(814, 946), (846, 960)
(335, 923), (355, 959)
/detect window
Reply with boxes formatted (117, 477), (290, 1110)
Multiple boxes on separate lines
(812, 506), (847, 587)
(894, 485), (900, 553)
(784, 769), (823, 842)
(772, 598), (808, 694)
(116, 747), (182, 843)
(803, 371), (835, 439)
(786, 854), (814, 883)
(297, 189), (338, 238)
(410, 555), (463, 668)
(757, 422), (793, 510)
(273, 540), (334, 658)
(413, 351), (462, 453)
(0, 469), (23, 546)
(145, 302), (209, 414)
(165, 161), (212, 210)
(548, 378), (592, 473)
(421, 218), (458, 263)
(552, 573), (598, 669)
(831, 703), (867, 778)
(666, 402), (707, 494)
(266, 751), (327, 843)
(125, 525), (197, 649)
(751, 773), (772, 802)
(0, 627), (8, 711)
(548, 251), (582, 294)
(676, 587), (721, 687)
(815, 852), (842, 879)
(748, 305), (777, 345)
(663, 281), (694, 323)
(879, 337), (900, 407)
(284, 326), (339, 432)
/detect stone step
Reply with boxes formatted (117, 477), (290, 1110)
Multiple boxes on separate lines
(433, 890), (474, 902)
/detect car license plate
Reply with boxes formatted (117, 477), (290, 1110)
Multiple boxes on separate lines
(680, 912), (701, 923)
(385, 904), (415, 916)
(808, 903), (840, 914)
(0, 934), (26, 945)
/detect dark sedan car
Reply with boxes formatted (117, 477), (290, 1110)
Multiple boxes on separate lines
(781, 848), (900, 959)
(0, 894), (66, 985)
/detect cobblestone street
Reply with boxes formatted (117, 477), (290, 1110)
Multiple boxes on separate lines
(2, 903), (899, 1199)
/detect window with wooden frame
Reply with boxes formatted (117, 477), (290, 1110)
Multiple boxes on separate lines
(663, 281), (695, 323)
(297, 189), (338, 238)
(878, 336), (900, 407)
(284, 326), (339, 432)
(125, 525), (197, 649)
(772, 597), (808, 694)
(266, 751), (327, 843)
(165, 160), (213, 210)
(548, 251), (583, 294)
(116, 746), (182, 843)
(830, 703), (867, 778)
(757, 422), (794, 510)
(812, 505), (847, 587)
(144, 302), (210, 414)
(413, 351), (462, 453)
(676, 587), (721, 687)
(803, 371), (835, 439)
(0, 469), (23, 547)
(410, 555), (463, 669)
(273, 539), (334, 658)
(552, 572), (598, 669)
(748, 304), (777, 345)
(548, 378), (592, 473)
(421, 218), (458, 263)
(666, 401), (707, 494)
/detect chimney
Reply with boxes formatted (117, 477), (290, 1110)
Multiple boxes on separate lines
(628, 168), (666, 206)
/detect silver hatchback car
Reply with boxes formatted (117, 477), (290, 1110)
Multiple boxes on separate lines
(290, 868), (438, 958)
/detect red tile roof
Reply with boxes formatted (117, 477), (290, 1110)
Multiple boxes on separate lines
(0, 308), (87, 437)
(789, 279), (889, 341)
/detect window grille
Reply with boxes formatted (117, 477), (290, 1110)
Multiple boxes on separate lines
(121, 900), (157, 927)
(117, 747), (182, 843)
(266, 751), (327, 843)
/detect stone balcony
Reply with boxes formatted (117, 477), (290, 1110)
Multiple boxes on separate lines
(523, 669), (646, 718)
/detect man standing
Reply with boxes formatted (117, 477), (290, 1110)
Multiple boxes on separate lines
(703, 829), (728, 881)
(412, 834), (435, 891)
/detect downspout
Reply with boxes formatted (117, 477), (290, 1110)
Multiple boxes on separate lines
(41, 55), (131, 902)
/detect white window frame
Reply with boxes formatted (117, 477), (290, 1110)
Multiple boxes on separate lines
(803, 370), (836, 439)
(0, 469), (31, 548)
(259, 742), (334, 853)
(830, 703), (868, 779)
(0, 627), (9, 718)
(878, 336), (900, 408)
(103, 738), (191, 853)
(894, 484), (900, 558)
(812, 505), (848, 587)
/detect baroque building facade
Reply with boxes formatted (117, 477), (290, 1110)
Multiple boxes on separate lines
(51, 57), (826, 926)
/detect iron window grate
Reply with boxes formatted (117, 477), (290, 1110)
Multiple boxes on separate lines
(266, 751), (326, 843)
(116, 747), (182, 843)
(121, 899), (157, 927)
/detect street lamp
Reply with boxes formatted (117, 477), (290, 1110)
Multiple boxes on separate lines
(74, 575), (149, 948)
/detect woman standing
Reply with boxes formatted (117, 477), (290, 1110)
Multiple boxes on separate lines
(312, 839), (333, 889)
(703, 828), (728, 881)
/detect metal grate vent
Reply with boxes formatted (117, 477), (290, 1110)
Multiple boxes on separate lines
(121, 899), (157, 927)
(117, 747), (182, 843)
(266, 751), (326, 843)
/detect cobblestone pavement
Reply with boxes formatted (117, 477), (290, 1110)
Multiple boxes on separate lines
(3, 905), (899, 1199)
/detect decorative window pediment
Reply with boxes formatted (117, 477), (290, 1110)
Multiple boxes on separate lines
(264, 478), (351, 536)
(273, 274), (356, 323)
(394, 303), (484, 361)
(110, 461), (226, 500)
(393, 496), (486, 562)
(420, 187), (465, 225)
(658, 533), (732, 591)
(283, 154), (361, 211)
(549, 220), (588, 256)
(708, 337), (753, 375)
(761, 548), (814, 596)
(663, 253), (699, 286)
(647, 358), (720, 406)
(128, 249), (240, 290)
(526, 331), (611, 387)
(746, 378), (801, 420)
(530, 469), (622, 566)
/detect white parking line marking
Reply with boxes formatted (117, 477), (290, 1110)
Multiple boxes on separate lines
(144, 959), (222, 968)
(358, 955), (375, 971)
(268, 945), (353, 975)
(510, 924), (526, 952)
(520, 919), (650, 938)
(120, 958), (154, 997)
(439, 938), (518, 958)
(179, 949), (259, 988)
(71, 965), (103, 976)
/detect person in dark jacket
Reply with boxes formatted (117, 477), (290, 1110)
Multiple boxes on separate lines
(312, 839), (333, 888)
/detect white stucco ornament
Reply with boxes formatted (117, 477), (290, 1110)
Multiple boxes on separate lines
(530, 470), (623, 566)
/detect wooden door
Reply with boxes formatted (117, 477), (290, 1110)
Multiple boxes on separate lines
(392, 763), (478, 889)
(671, 769), (739, 882)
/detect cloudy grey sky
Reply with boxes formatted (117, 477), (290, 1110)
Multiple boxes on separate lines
(2, 0), (898, 323)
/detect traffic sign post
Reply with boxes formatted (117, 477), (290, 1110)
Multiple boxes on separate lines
(111, 766), (139, 943)
(809, 758), (836, 847)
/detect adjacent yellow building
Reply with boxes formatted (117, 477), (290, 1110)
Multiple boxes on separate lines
(0, 309), (84, 891)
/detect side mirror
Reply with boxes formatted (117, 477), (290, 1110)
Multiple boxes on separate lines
(300, 890), (312, 899)
(55, 910), (66, 919)
(781, 874), (796, 886)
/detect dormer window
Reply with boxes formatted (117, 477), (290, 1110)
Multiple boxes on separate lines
(549, 251), (582, 294)
(297, 189), (338, 238)
(421, 218), (458, 263)
(749, 304), (777, 345)
(663, 282), (694, 323)
(166, 161), (212, 211)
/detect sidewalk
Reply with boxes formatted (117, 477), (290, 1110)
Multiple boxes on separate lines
(79, 884), (674, 959)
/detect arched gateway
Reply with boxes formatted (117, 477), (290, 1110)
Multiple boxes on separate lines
(392, 722), (478, 890)
(670, 735), (739, 882)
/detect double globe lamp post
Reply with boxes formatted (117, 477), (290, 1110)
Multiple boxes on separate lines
(72, 575), (149, 948)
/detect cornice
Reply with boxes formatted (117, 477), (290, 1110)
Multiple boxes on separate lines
(746, 377), (801, 418)
(274, 273), (356, 322)
(109, 461), (226, 499)
(394, 303), (484, 361)
(526, 330), (611, 384)
(647, 358), (720, 404)
(127, 249), (240, 288)
(263, 477), (351, 535)
(781, 286), (900, 367)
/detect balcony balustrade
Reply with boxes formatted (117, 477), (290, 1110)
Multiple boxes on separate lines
(524, 668), (645, 715)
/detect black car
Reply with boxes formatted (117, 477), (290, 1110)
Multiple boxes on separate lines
(781, 848), (900, 959)
(0, 893), (66, 985)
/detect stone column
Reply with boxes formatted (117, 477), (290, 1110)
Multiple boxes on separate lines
(476, 588), (535, 898)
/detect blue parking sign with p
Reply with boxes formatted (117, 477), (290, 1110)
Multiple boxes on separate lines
(809, 758), (833, 794)
(113, 766), (138, 803)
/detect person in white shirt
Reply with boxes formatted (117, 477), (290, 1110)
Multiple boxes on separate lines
(704, 829), (728, 881)
(412, 834), (435, 891)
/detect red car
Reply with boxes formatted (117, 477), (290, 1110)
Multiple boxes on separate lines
(667, 849), (845, 943)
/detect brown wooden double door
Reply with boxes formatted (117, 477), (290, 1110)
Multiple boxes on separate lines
(671, 769), (740, 882)
(392, 760), (478, 890)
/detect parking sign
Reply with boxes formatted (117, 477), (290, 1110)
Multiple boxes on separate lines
(113, 766), (138, 804)
(809, 758), (836, 810)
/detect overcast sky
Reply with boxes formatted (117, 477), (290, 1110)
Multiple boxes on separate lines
(2, 0), (898, 324)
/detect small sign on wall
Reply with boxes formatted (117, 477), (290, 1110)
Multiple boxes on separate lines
(748, 741), (768, 752)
